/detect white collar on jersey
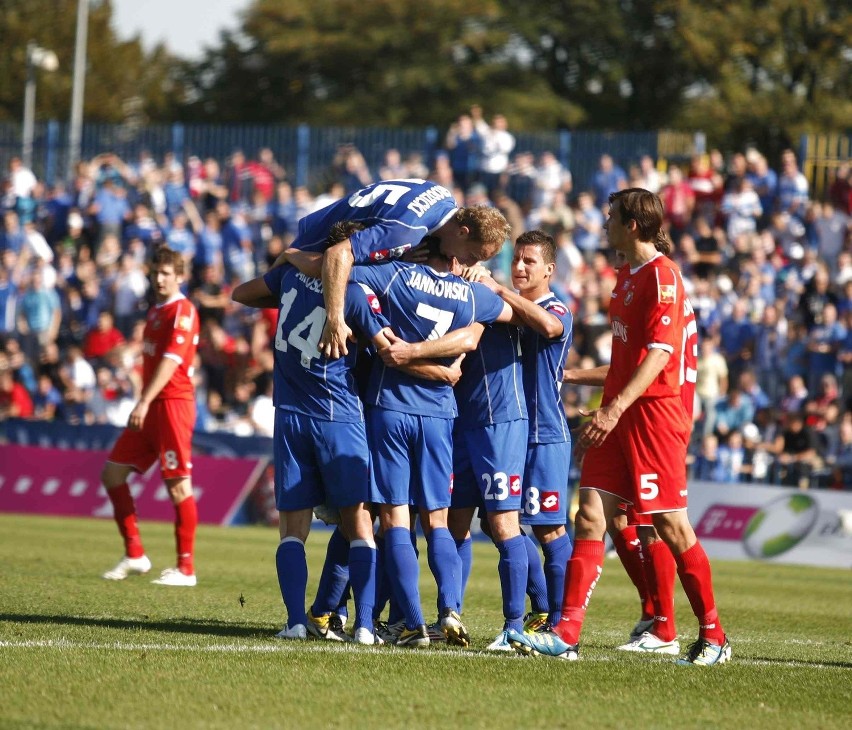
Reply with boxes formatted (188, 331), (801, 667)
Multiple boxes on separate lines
(427, 207), (459, 234)
(533, 291), (556, 305)
(629, 252), (663, 275)
(155, 292), (186, 308)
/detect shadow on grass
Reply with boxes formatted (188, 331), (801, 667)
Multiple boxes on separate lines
(748, 654), (852, 670)
(0, 613), (273, 639)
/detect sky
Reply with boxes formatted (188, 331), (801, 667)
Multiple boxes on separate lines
(111, 0), (252, 59)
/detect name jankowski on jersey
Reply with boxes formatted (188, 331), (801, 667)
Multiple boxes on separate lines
(406, 184), (453, 217)
(406, 270), (470, 302)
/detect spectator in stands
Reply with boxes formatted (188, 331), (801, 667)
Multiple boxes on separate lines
(589, 153), (626, 210)
(637, 154), (663, 194)
(777, 149), (810, 221)
(1, 209), (26, 254)
(827, 162), (851, 215)
(713, 388), (755, 440)
(694, 335), (728, 437)
(774, 410), (821, 488)
(572, 191), (605, 263)
(0, 362), (34, 419)
(718, 298), (756, 383)
(17, 268), (61, 364)
(688, 153), (724, 221)
(378, 149), (407, 181)
(661, 165), (695, 244)
(474, 112), (516, 194)
(83, 310), (126, 364)
(806, 302), (845, 392)
(716, 429), (747, 483)
(780, 374), (810, 415)
(721, 178), (762, 242)
(445, 111), (483, 191)
(692, 433), (720, 481)
(533, 151), (571, 209)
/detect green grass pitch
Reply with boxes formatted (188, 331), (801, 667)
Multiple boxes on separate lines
(1, 513), (850, 729)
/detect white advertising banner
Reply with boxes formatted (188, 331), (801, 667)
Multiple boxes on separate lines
(686, 481), (852, 569)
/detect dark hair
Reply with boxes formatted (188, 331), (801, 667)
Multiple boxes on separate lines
(151, 245), (185, 276)
(326, 220), (366, 247)
(608, 188), (672, 256)
(515, 229), (556, 264)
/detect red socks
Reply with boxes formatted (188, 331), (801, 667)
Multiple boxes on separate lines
(175, 496), (198, 576)
(644, 539), (678, 642)
(612, 525), (653, 620)
(556, 539), (605, 645)
(675, 541), (725, 644)
(107, 483), (144, 559)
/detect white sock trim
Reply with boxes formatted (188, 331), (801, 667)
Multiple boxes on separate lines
(279, 537), (304, 547)
(350, 538), (376, 550)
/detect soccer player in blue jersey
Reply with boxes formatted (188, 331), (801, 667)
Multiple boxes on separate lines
(351, 239), (514, 647)
(477, 231), (575, 631)
(380, 305), (534, 650)
(274, 178), (510, 359)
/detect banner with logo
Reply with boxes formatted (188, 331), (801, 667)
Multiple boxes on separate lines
(0, 444), (267, 526)
(687, 481), (852, 569)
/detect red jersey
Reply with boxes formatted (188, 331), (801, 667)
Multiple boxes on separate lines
(142, 294), (200, 401)
(604, 254), (693, 404)
(680, 297), (699, 416)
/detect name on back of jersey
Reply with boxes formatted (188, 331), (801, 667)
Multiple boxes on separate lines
(407, 270), (469, 302)
(296, 271), (323, 294)
(407, 184), (453, 217)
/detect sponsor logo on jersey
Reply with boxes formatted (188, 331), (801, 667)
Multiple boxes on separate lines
(369, 243), (413, 262)
(612, 318), (628, 343)
(176, 335), (185, 344)
(509, 475), (521, 496)
(356, 283), (382, 312)
(548, 302), (568, 316)
(658, 284), (676, 303)
(142, 341), (156, 356)
(177, 315), (193, 331)
(541, 491), (560, 512)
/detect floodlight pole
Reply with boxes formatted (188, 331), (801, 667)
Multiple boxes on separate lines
(67, 0), (89, 182)
(21, 42), (38, 169)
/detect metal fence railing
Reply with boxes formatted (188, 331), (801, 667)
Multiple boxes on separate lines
(0, 120), (701, 193)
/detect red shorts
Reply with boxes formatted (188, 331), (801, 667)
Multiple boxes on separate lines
(618, 502), (653, 527)
(580, 397), (690, 514)
(108, 399), (196, 480)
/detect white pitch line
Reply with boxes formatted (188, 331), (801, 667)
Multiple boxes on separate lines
(0, 639), (846, 670)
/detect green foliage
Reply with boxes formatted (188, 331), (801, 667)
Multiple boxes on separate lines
(0, 0), (182, 124)
(1, 514), (851, 729)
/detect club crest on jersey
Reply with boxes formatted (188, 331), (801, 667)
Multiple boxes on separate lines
(611, 318), (628, 343)
(369, 243), (412, 262)
(509, 475), (521, 496)
(541, 491), (560, 512)
(658, 284), (676, 303)
(177, 315), (193, 331)
(624, 289), (634, 305)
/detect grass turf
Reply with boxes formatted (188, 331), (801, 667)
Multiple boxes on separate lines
(0, 513), (850, 729)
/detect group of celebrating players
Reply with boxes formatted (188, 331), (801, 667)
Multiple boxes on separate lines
(98, 178), (731, 666)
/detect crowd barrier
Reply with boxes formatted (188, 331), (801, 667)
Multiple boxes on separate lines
(3, 421), (851, 567)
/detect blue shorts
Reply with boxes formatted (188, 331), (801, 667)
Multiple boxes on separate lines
(520, 440), (572, 526)
(451, 420), (528, 512)
(273, 409), (371, 512)
(367, 407), (453, 511)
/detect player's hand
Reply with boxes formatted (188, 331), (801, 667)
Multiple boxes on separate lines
(444, 353), (466, 386)
(574, 406), (620, 456)
(378, 331), (415, 367)
(460, 264), (491, 283)
(319, 318), (351, 359)
(128, 400), (150, 431)
(402, 242), (429, 264)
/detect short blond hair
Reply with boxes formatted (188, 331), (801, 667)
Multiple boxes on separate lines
(455, 206), (511, 252)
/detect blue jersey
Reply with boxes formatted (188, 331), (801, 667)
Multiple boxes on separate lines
(455, 323), (527, 429)
(293, 179), (458, 263)
(521, 293), (574, 444)
(351, 262), (505, 419)
(264, 266), (385, 422)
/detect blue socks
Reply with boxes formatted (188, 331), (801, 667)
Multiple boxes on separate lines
(455, 536), (473, 613)
(426, 527), (461, 614)
(523, 531), (549, 615)
(276, 537), (308, 628)
(496, 534), (528, 633)
(310, 527), (350, 615)
(541, 533), (573, 624)
(348, 540), (377, 632)
(384, 526), (425, 629)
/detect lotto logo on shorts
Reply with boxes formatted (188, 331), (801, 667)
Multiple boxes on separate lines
(540, 491), (560, 512)
(448, 473), (454, 494)
(509, 475), (521, 496)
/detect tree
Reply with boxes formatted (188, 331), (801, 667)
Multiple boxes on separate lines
(174, 0), (582, 130)
(0, 0), (182, 124)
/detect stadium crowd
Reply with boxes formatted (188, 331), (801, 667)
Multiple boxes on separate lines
(1, 113), (851, 490)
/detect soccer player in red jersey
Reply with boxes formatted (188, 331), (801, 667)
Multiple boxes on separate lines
(100, 246), (202, 587)
(509, 188), (730, 665)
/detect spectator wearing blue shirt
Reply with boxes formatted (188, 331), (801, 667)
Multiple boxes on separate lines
(718, 298), (756, 383)
(89, 178), (130, 241)
(445, 113), (483, 192)
(589, 154), (627, 210)
(745, 151), (778, 227)
(572, 192), (605, 262)
(806, 302), (846, 392)
(1, 210), (26, 255)
(713, 388), (755, 440)
(17, 268), (61, 363)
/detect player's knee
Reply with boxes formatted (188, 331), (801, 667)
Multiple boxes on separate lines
(101, 462), (127, 489)
(574, 503), (606, 539)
